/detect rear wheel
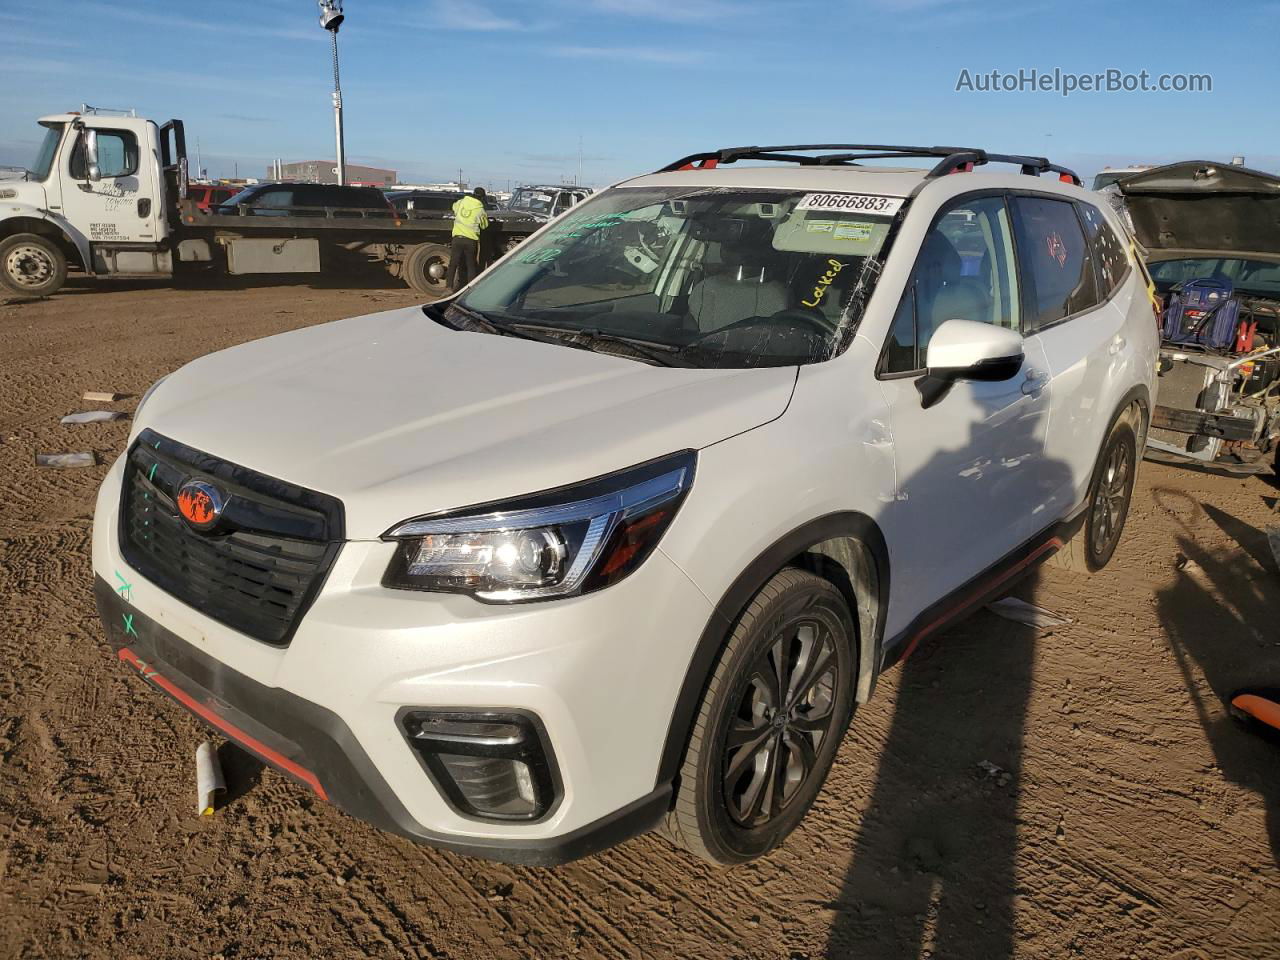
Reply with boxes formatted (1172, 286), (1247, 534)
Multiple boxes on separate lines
(0, 233), (67, 297)
(402, 243), (451, 296)
(663, 568), (856, 865)
(1052, 417), (1137, 572)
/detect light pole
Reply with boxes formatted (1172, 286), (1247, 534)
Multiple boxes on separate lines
(318, 0), (346, 186)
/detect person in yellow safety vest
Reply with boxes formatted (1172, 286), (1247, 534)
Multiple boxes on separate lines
(447, 187), (490, 292)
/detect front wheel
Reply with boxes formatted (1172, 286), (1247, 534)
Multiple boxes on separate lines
(0, 233), (67, 297)
(663, 568), (856, 865)
(1051, 417), (1138, 572)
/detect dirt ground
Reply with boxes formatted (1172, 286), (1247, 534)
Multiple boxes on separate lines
(1, 277), (1278, 960)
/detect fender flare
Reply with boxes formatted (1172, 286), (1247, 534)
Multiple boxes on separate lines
(654, 511), (889, 789)
(1106, 382), (1152, 458)
(0, 205), (93, 273)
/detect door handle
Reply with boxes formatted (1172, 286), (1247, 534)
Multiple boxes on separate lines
(138, 198), (152, 218)
(1021, 370), (1048, 396)
(1108, 334), (1127, 356)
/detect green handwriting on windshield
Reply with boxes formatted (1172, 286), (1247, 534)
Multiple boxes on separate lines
(516, 212), (638, 264)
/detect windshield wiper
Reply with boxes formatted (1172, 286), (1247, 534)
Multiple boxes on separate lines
(438, 302), (569, 347)
(488, 319), (698, 368)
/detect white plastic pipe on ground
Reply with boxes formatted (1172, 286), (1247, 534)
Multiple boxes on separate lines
(196, 741), (226, 816)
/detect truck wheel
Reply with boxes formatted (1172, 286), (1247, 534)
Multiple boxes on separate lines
(403, 243), (451, 296)
(1051, 417), (1137, 573)
(0, 233), (67, 297)
(663, 568), (856, 865)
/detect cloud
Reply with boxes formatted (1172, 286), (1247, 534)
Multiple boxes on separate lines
(428, 0), (535, 30)
(552, 45), (707, 64)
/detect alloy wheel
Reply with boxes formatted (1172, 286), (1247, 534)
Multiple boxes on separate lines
(1090, 438), (1132, 560)
(722, 618), (841, 828)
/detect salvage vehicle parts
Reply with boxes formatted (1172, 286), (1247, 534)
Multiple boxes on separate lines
(1114, 161), (1280, 474)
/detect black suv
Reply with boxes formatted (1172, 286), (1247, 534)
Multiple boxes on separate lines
(215, 183), (396, 218)
(387, 190), (498, 218)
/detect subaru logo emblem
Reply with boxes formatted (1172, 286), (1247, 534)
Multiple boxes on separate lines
(176, 479), (226, 531)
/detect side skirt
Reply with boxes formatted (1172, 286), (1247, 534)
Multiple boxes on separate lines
(879, 508), (1086, 671)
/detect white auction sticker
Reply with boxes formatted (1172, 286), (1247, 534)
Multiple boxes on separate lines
(795, 193), (904, 215)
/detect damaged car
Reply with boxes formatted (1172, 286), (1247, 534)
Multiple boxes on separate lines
(1113, 161), (1280, 474)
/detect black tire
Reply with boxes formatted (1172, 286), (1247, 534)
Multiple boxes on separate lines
(0, 233), (67, 297)
(1051, 417), (1138, 573)
(402, 243), (451, 296)
(664, 568), (857, 865)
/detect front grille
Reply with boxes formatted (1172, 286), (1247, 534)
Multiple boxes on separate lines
(120, 429), (344, 646)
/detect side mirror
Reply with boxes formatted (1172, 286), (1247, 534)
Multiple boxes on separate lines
(84, 129), (101, 181)
(917, 318), (1024, 409)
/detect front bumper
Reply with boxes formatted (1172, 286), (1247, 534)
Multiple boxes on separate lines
(94, 576), (668, 864)
(92, 453), (713, 863)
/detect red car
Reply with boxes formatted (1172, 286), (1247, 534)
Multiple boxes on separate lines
(186, 183), (241, 213)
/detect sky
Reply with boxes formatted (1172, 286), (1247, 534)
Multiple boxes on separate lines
(2, 0), (1278, 188)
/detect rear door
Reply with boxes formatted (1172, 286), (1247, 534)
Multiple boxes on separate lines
(1010, 194), (1127, 516)
(876, 191), (1053, 635)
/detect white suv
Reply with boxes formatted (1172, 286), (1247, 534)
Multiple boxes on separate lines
(92, 144), (1158, 865)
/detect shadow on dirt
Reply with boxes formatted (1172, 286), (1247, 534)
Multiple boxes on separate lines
(1152, 489), (1280, 867)
(824, 569), (1047, 959)
(217, 742), (264, 808)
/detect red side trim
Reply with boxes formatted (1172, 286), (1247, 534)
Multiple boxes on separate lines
(899, 537), (1064, 662)
(118, 647), (329, 801)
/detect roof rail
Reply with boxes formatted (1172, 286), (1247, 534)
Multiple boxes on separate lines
(80, 103), (137, 118)
(658, 144), (1082, 187)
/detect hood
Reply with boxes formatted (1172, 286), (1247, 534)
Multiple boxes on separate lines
(0, 179), (47, 207)
(488, 209), (544, 228)
(1117, 161), (1280, 261)
(141, 306), (796, 538)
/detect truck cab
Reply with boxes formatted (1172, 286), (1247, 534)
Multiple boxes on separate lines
(505, 185), (591, 222)
(0, 107), (177, 294)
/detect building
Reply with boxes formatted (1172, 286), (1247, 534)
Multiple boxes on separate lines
(269, 160), (397, 186)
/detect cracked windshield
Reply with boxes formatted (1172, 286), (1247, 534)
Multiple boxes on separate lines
(451, 187), (898, 367)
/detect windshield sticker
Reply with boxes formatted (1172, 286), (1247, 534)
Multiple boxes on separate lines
(795, 193), (903, 215)
(834, 222), (875, 241)
(805, 220), (835, 234)
(802, 259), (849, 308)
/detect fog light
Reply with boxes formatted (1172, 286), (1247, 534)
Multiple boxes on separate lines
(399, 710), (558, 821)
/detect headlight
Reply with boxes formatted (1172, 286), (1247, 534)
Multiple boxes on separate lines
(382, 450), (695, 602)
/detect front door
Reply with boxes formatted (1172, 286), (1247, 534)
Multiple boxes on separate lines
(875, 192), (1053, 639)
(58, 122), (162, 245)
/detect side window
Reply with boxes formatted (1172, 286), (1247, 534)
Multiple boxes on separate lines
(1077, 201), (1130, 297)
(68, 129), (139, 179)
(1011, 196), (1100, 331)
(553, 192), (573, 215)
(255, 188), (294, 210)
(882, 195), (1021, 374)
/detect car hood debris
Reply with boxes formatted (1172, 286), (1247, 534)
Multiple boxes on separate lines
(1117, 161), (1280, 262)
